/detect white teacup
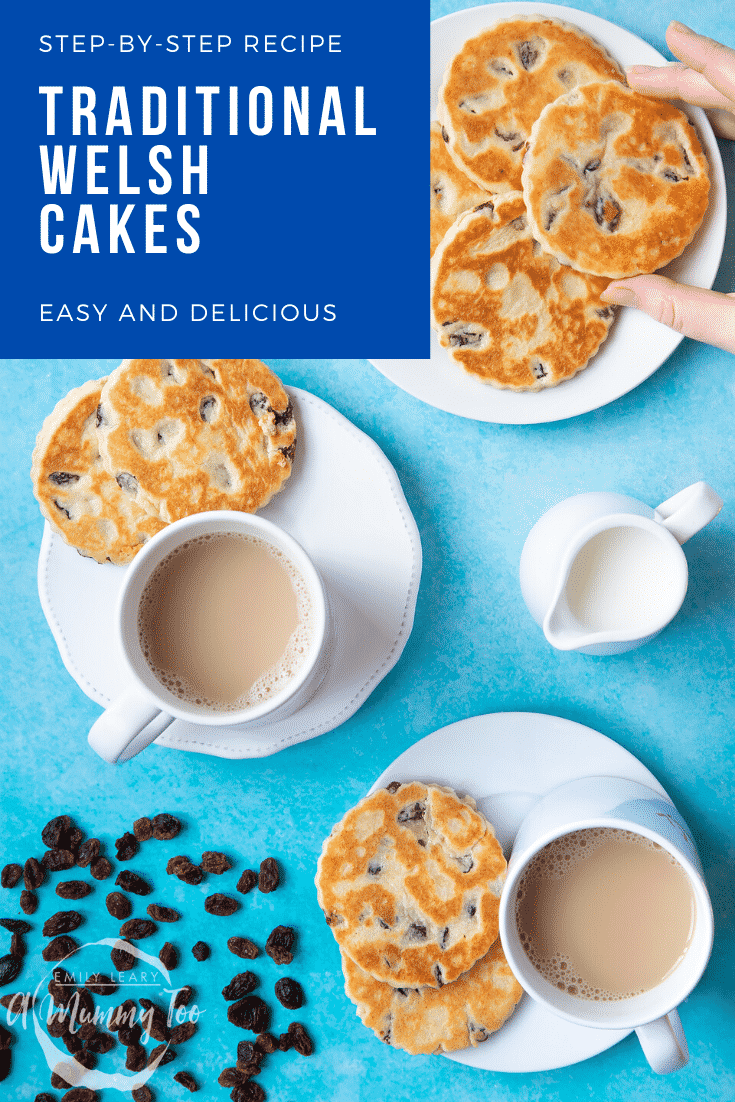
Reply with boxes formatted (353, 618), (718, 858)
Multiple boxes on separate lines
(498, 776), (713, 1074)
(88, 511), (329, 763)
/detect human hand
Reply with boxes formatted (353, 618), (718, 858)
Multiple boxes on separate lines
(600, 22), (735, 354)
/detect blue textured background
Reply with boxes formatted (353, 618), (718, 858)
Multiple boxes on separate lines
(2, 0), (735, 1099)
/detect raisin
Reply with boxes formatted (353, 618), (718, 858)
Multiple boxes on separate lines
(222, 972), (258, 1000)
(236, 869), (258, 895)
(151, 814), (181, 840)
(170, 1021), (196, 1044)
(0, 1046), (9, 1083)
(237, 1040), (263, 1064)
(177, 864), (203, 886)
(90, 858), (113, 881)
(227, 995), (270, 1032)
(126, 1043), (147, 1071)
(219, 1067), (248, 1088)
(1, 993), (34, 1011)
(46, 1014), (70, 1038)
(288, 1021), (314, 1056)
(0, 954), (22, 985)
(62, 1030), (82, 1051)
(191, 941), (209, 961)
(166, 855), (190, 875)
(42, 936), (79, 962)
(120, 919), (157, 940)
(133, 817), (153, 842)
(0, 919), (31, 934)
(173, 986), (193, 1008)
(159, 942), (178, 970)
(42, 849), (76, 872)
(118, 1023), (142, 1046)
(205, 894), (239, 916)
(85, 1029), (115, 1053)
(35, 1095), (57, 1102)
(20, 890), (38, 914)
(147, 904), (180, 923)
(85, 974), (117, 997)
(255, 1032), (277, 1054)
(24, 858), (44, 889)
(41, 815), (74, 849)
(51, 1070), (73, 1089)
(173, 1071), (199, 1092)
(110, 941), (136, 972)
(132, 1087), (154, 1102)
(228, 937), (259, 960)
(48, 970), (76, 1007)
(140, 1000), (169, 1042)
(231, 1085), (265, 1102)
(115, 870), (151, 895)
(74, 1049), (97, 1070)
(278, 1032), (292, 1051)
(10, 933), (25, 958)
(201, 851), (231, 874)
(148, 1042), (176, 1066)
(75, 840), (100, 868)
(274, 978), (303, 1010)
(115, 833), (138, 861)
(1, 865), (22, 889)
(265, 926), (295, 965)
(61, 1090), (98, 1102)
(43, 911), (83, 937)
(106, 892), (132, 919)
(67, 829), (84, 853)
(108, 999), (136, 1031)
(57, 881), (92, 899)
(258, 858), (279, 894)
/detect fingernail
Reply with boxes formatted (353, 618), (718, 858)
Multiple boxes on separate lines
(626, 65), (656, 75)
(669, 20), (695, 35)
(601, 285), (638, 307)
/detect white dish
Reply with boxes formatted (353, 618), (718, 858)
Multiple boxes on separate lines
(38, 388), (422, 759)
(368, 712), (673, 1072)
(370, 2), (727, 424)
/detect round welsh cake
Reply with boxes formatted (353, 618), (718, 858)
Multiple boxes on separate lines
(438, 17), (624, 193)
(431, 192), (616, 390)
(31, 378), (166, 564)
(316, 782), (507, 989)
(341, 940), (522, 1054)
(521, 80), (710, 277)
(96, 359), (296, 523)
(431, 121), (492, 256)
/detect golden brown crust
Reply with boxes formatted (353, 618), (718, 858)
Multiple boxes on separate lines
(438, 17), (624, 193)
(522, 81), (710, 277)
(316, 782), (506, 989)
(31, 378), (166, 564)
(341, 940), (523, 1054)
(431, 121), (492, 256)
(97, 359), (296, 523)
(431, 192), (615, 390)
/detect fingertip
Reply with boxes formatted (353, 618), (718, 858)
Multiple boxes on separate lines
(600, 284), (638, 307)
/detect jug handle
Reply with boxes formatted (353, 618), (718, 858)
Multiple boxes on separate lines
(654, 482), (723, 545)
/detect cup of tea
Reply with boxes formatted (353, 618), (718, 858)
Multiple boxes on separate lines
(88, 511), (330, 763)
(498, 776), (713, 1074)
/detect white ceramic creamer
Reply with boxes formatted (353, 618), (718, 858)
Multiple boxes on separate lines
(519, 483), (723, 655)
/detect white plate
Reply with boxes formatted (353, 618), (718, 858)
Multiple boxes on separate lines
(38, 388), (422, 759)
(370, 2), (727, 424)
(368, 712), (674, 1072)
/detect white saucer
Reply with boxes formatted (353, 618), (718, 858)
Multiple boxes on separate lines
(369, 712), (673, 1072)
(370, 2), (727, 424)
(38, 388), (422, 759)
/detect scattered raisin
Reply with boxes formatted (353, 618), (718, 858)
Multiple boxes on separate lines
(140, 1000), (169, 1042)
(10, 933), (25, 958)
(115, 870), (151, 895)
(67, 829), (84, 854)
(61, 1089), (98, 1102)
(176, 864), (203, 886)
(42, 849), (76, 872)
(35, 1094), (57, 1102)
(173, 1070), (199, 1092)
(118, 1023), (142, 1046)
(274, 978), (303, 1010)
(41, 816), (74, 849)
(148, 1042), (176, 1066)
(237, 1040), (263, 1064)
(0, 954), (22, 986)
(231, 1084), (265, 1102)
(255, 1032), (277, 1055)
(173, 986), (193, 1008)
(108, 999), (136, 1031)
(227, 995), (270, 1032)
(57, 881), (92, 899)
(106, 892), (132, 919)
(205, 894), (239, 916)
(228, 936), (259, 960)
(120, 919), (157, 940)
(133, 818), (153, 842)
(133, 1087), (154, 1102)
(1, 993), (34, 1011)
(278, 1032), (292, 1051)
(170, 1021), (196, 1044)
(46, 1014), (70, 1038)
(85, 974), (117, 997)
(147, 904), (180, 923)
(1, 865), (22, 889)
(115, 833), (138, 861)
(74, 1049), (97, 1070)
(222, 972), (258, 1001)
(43, 911), (83, 937)
(166, 855), (190, 875)
(151, 814), (181, 840)
(75, 839), (100, 868)
(126, 1043), (147, 1071)
(0, 919), (31, 934)
(191, 941), (209, 961)
(51, 1065), (73, 1088)
(48, 970), (75, 1007)
(201, 851), (231, 874)
(236, 869), (258, 895)
(258, 858), (279, 894)
(110, 941), (136, 972)
(62, 1030), (82, 1052)
(219, 1067), (249, 1088)
(288, 1021), (314, 1056)
(159, 942), (178, 970)
(42, 936), (79, 962)
(265, 925), (295, 965)
(85, 1029), (116, 1054)
(20, 890), (38, 914)
(90, 858), (113, 881)
(0, 1047), (10, 1083)
(24, 858), (44, 890)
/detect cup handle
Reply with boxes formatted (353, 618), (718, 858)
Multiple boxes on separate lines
(654, 481), (723, 544)
(88, 688), (174, 764)
(635, 1009), (689, 1074)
